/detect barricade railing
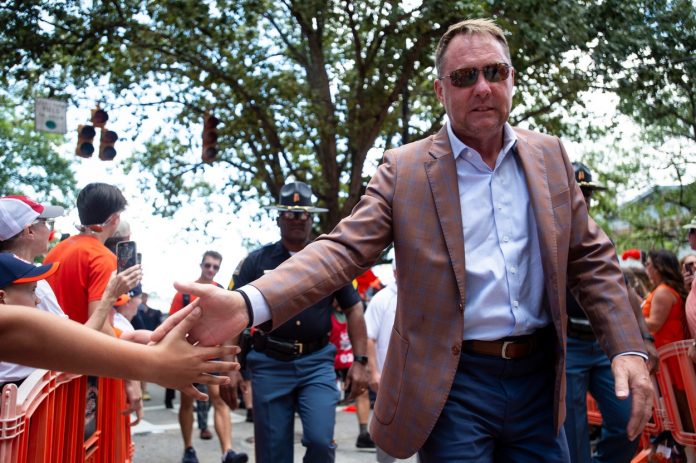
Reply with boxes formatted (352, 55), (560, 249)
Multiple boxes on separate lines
(655, 340), (696, 447)
(0, 370), (133, 462)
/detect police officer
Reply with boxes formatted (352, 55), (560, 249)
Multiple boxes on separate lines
(564, 162), (656, 463)
(231, 181), (369, 463)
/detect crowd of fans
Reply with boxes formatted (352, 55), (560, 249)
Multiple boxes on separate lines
(2, 177), (696, 463)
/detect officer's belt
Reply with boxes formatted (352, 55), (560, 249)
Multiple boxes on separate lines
(252, 332), (329, 361)
(567, 317), (596, 341)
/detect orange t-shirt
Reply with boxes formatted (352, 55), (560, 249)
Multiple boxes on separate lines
(44, 235), (116, 324)
(169, 280), (223, 315)
(643, 283), (687, 389)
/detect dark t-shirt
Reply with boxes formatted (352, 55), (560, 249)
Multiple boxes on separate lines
(233, 241), (361, 342)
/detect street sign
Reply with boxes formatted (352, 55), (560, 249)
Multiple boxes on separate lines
(35, 98), (68, 134)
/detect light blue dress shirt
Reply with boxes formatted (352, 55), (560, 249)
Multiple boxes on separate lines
(447, 122), (549, 340)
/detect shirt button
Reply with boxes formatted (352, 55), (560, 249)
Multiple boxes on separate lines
(296, 320), (301, 326)
(503, 236), (509, 242)
(510, 266), (516, 274)
(451, 343), (461, 356)
(513, 300), (520, 308)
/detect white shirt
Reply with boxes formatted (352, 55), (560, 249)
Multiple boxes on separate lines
(365, 281), (398, 372)
(113, 311), (135, 334)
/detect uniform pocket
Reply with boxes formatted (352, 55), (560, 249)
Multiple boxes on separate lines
(373, 327), (409, 425)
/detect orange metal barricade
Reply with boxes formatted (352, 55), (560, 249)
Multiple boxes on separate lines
(0, 370), (134, 462)
(655, 340), (696, 447)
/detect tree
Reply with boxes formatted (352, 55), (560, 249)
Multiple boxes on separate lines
(0, 93), (77, 204)
(1, 0), (667, 232)
(575, 0), (696, 248)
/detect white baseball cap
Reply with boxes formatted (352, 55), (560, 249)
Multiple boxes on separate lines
(0, 196), (64, 241)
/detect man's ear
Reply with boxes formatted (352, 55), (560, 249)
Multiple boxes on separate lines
(19, 226), (33, 239)
(0, 289), (7, 304)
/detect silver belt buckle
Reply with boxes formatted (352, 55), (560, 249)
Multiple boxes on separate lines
(501, 341), (514, 359)
(294, 341), (304, 355)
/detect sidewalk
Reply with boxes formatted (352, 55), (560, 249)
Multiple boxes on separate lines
(131, 384), (416, 462)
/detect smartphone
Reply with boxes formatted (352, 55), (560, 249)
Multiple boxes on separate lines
(116, 241), (137, 273)
(136, 252), (142, 265)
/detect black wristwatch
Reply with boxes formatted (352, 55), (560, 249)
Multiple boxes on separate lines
(354, 355), (368, 366)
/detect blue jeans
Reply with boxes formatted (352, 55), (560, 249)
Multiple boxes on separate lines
(419, 346), (570, 462)
(564, 336), (637, 463)
(248, 343), (339, 463)
(194, 383), (209, 430)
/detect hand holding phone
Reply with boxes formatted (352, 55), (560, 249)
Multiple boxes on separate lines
(686, 262), (695, 276)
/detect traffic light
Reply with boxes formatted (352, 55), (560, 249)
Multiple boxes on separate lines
(202, 114), (219, 163)
(75, 125), (96, 158)
(99, 129), (118, 160)
(91, 108), (109, 128)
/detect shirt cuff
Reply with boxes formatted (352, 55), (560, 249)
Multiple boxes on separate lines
(615, 351), (648, 361)
(238, 285), (272, 326)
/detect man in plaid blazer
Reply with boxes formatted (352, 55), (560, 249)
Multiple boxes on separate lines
(160, 18), (653, 463)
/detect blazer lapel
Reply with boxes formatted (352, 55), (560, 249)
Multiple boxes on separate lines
(424, 127), (467, 306)
(513, 131), (562, 329)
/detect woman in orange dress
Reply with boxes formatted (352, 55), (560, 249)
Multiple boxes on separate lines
(643, 249), (691, 431)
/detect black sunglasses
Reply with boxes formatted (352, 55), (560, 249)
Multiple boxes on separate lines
(279, 211), (310, 221)
(202, 263), (220, 270)
(439, 63), (512, 88)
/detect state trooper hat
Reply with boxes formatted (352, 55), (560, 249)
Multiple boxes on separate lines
(265, 181), (328, 213)
(572, 162), (606, 191)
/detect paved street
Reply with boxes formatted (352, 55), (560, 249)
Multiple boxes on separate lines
(131, 384), (416, 462)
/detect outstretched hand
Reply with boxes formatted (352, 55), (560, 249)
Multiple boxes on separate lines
(611, 354), (653, 441)
(151, 281), (250, 347)
(148, 306), (241, 400)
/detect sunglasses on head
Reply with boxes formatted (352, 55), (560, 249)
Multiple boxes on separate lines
(202, 263), (220, 270)
(279, 211), (310, 221)
(439, 63), (512, 88)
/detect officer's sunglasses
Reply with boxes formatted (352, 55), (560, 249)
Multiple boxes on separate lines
(279, 211), (310, 221)
(439, 63), (512, 88)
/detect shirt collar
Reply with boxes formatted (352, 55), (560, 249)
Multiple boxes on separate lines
(446, 121), (517, 165)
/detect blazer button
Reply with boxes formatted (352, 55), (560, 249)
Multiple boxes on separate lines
(451, 344), (461, 356)
(458, 302), (464, 311)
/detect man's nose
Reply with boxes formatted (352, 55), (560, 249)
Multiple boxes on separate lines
(471, 71), (492, 96)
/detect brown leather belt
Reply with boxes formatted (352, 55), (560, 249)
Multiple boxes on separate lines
(462, 331), (546, 360)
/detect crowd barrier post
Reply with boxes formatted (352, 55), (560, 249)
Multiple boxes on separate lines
(655, 340), (696, 448)
(0, 371), (133, 462)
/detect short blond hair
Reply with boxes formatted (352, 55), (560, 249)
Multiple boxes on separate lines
(435, 19), (511, 75)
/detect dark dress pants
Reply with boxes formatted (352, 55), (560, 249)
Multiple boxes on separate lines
(419, 346), (570, 462)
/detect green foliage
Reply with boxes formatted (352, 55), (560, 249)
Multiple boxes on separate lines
(0, 93), (77, 205)
(3, 0), (693, 238)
